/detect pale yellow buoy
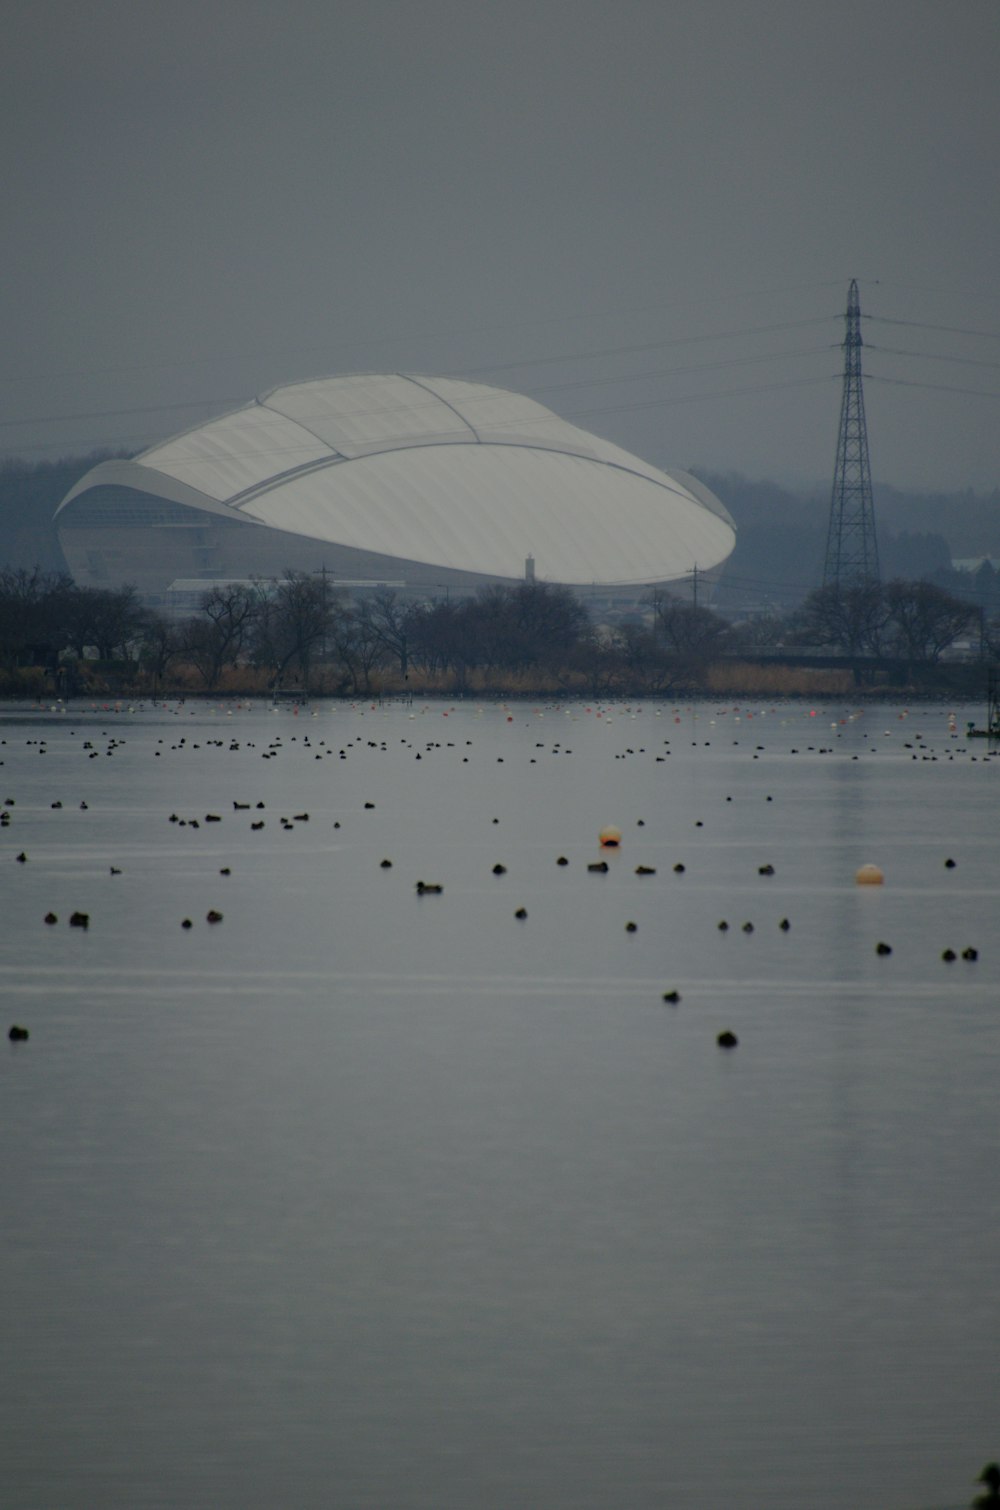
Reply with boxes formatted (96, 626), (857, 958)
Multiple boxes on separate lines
(599, 824), (622, 848)
(855, 864), (884, 886)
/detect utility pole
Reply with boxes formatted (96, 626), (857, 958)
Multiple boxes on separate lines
(823, 279), (880, 588)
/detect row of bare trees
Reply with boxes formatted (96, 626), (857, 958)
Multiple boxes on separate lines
(785, 580), (984, 663)
(0, 568), (146, 667)
(170, 576), (592, 693)
(0, 564), (993, 695)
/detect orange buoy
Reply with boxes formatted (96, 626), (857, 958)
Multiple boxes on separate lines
(599, 825), (622, 848)
(855, 864), (884, 886)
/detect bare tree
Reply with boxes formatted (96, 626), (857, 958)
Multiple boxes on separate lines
(178, 583), (262, 687)
(509, 582), (589, 671)
(726, 612), (788, 653)
(408, 598), (479, 684)
(614, 623), (679, 692)
(137, 611), (183, 693)
(883, 579), (976, 664)
(0, 567), (74, 665)
(252, 571), (333, 690)
(566, 626), (628, 697)
(327, 599), (389, 695)
(793, 582), (887, 657)
(365, 589), (417, 677)
(649, 593), (730, 658)
(57, 584), (145, 660)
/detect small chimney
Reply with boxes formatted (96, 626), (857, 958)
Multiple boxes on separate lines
(525, 555), (535, 583)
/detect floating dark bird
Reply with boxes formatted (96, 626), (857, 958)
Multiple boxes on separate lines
(8, 1025), (29, 1041)
(69, 911), (89, 929)
(717, 1030), (739, 1048)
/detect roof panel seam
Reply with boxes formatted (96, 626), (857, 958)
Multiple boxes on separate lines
(401, 373), (481, 442)
(258, 394), (343, 457)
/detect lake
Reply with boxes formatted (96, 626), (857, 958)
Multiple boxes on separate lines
(2, 695), (997, 1510)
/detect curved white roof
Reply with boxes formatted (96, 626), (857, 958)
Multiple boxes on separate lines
(59, 374), (735, 587)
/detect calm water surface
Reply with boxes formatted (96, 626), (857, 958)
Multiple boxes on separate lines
(2, 696), (998, 1510)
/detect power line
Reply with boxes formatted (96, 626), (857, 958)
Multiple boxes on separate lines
(866, 314), (1000, 341)
(525, 346), (836, 400)
(0, 347), (835, 437)
(1, 374), (839, 460)
(0, 280), (850, 389)
(560, 375), (834, 425)
(465, 316), (836, 378)
(0, 396), (245, 432)
(867, 372), (1000, 401)
(866, 344), (1000, 371)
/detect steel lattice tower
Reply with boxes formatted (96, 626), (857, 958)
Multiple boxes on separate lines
(822, 278), (880, 587)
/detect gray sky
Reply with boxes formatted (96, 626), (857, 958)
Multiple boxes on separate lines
(3, 0), (998, 491)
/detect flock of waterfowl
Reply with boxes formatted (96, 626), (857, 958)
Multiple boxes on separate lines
(3, 698), (995, 1056)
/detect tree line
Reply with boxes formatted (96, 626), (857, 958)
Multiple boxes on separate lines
(0, 564), (994, 698)
(0, 570), (592, 695)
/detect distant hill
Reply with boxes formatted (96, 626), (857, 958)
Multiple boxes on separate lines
(0, 453), (125, 574)
(694, 470), (998, 613)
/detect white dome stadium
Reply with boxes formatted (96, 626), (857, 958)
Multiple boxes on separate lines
(56, 373), (735, 607)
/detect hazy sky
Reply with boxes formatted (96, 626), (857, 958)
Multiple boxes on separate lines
(3, 0), (998, 491)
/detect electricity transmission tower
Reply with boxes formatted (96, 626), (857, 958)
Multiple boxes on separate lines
(822, 278), (880, 588)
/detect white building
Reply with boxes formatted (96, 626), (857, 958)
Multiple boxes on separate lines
(56, 373), (735, 609)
